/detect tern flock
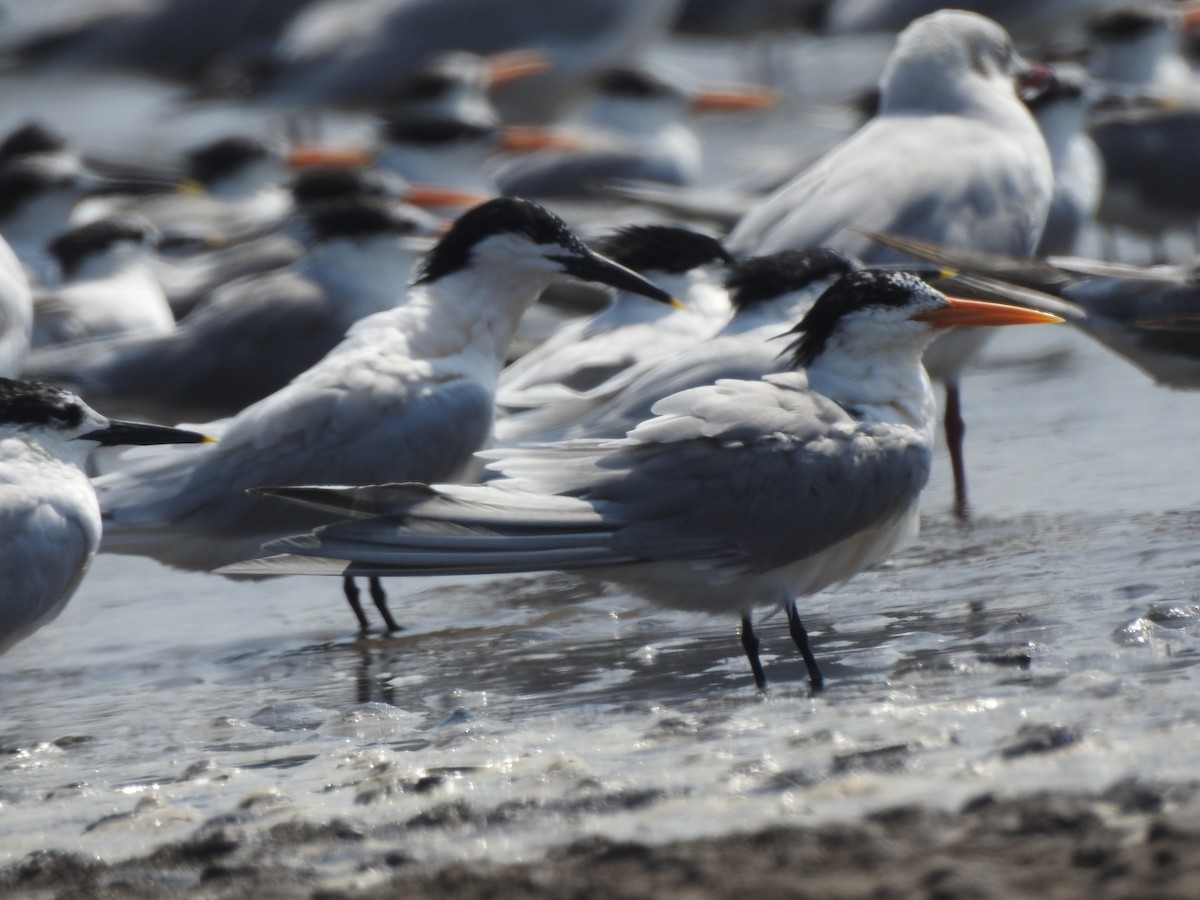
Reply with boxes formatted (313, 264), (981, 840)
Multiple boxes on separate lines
(0, 0), (1195, 694)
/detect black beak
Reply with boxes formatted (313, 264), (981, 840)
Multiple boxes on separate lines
(80, 420), (214, 446)
(549, 250), (678, 306)
(83, 175), (193, 198)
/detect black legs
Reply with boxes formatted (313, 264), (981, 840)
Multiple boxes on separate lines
(342, 575), (403, 634)
(343, 575), (370, 631)
(739, 601), (824, 693)
(740, 616), (767, 692)
(786, 599), (824, 692)
(944, 380), (969, 522)
(368, 576), (402, 633)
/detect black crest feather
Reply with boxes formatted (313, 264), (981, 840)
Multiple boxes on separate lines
(187, 136), (270, 185)
(726, 249), (858, 311)
(595, 225), (732, 275)
(0, 378), (84, 429)
(786, 269), (932, 369)
(416, 198), (584, 284)
(49, 217), (153, 278)
(593, 67), (682, 100)
(305, 199), (421, 241)
(0, 121), (67, 164)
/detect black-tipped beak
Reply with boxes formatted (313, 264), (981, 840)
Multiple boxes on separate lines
(550, 250), (678, 306)
(80, 420), (215, 446)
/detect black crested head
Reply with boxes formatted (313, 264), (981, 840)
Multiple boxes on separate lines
(379, 117), (497, 147)
(727, 248), (859, 311)
(186, 136), (271, 185)
(593, 67), (682, 100)
(785, 269), (933, 369)
(595, 225), (733, 275)
(49, 216), (153, 278)
(0, 378), (84, 430)
(305, 198), (421, 242)
(416, 197), (584, 284)
(387, 51), (487, 105)
(1090, 6), (1172, 39)
(290, 167), (393, 207)
(0, 121), (67, 164)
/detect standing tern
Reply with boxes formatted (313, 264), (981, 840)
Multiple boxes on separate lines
(33, 215), (173, 348)
(265, 0), (681, 115)
(494, 67), (774, 200)
(24, 198), (433, 423)
(496, 224), (734, 411)
(727, 10), (1054, 520)
(1086, 4), (1200, 91)
(496, 248), (859, 446)
(0, 378), (208, 654)
(92, 197), (675, 633)
(232, 270), (1062, 691)
(285, 50), (557, 205)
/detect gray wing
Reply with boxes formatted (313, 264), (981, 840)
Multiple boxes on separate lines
(728, 115), (1050, 260)
(573, 377), (932, 571)
(0, 492), (92, 652)
(255, 376), (932, 576)
(25, 271), (342, 422)
(97, 373), (495, 546)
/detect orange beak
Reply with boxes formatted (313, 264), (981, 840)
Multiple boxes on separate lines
(498, 125), (587, 152)
(485, 49), (553, 88)
(403, 183), (493, 209)
(286, 145), (374, 169)
(690, 85), (776, 113)
(1177, 1), (1200, 32)
(913, 297), (1064, 328)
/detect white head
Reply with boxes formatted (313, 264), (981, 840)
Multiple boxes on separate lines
(413, 197), (676, 304)
(879, 10), (1033, 119)
(48, 215), (157, 282)
(787, 270), (1063, 371)
(0, 379), (209, 469)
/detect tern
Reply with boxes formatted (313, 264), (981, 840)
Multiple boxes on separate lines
(24, 198), (434, 423)
(496, 223), (734, 412)
(265, 0), (681, 115)
(1086, 4), (1200, 91)
(230, 270), (1062, 691)
(0, 378), (208, 654)
(494, 66), (774, 200)
(92, 197), (675, 633)
(32, 215), (173, 348)
(726, 10), (1054, 520)
(497, 248), (859, 446)
(1026, 64), (1104, 258)
(864, 231), (1200, 389)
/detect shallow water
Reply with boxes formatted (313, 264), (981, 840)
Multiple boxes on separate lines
(1, 15), (1199, 887)
(3, 324), (1200, 882)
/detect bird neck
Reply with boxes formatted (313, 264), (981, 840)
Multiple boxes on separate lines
(403, 268), (551, 369)
(806, 340), (936, 433)
(0, 433), (90, 477)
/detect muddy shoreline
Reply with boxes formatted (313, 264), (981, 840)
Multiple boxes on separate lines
(5, 783), (1200, 898)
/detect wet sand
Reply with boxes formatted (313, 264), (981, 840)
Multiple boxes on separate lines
(4, 325), (1200, 896)
(6, 786), (1200, 897)
(2, 22), (1200, 899)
